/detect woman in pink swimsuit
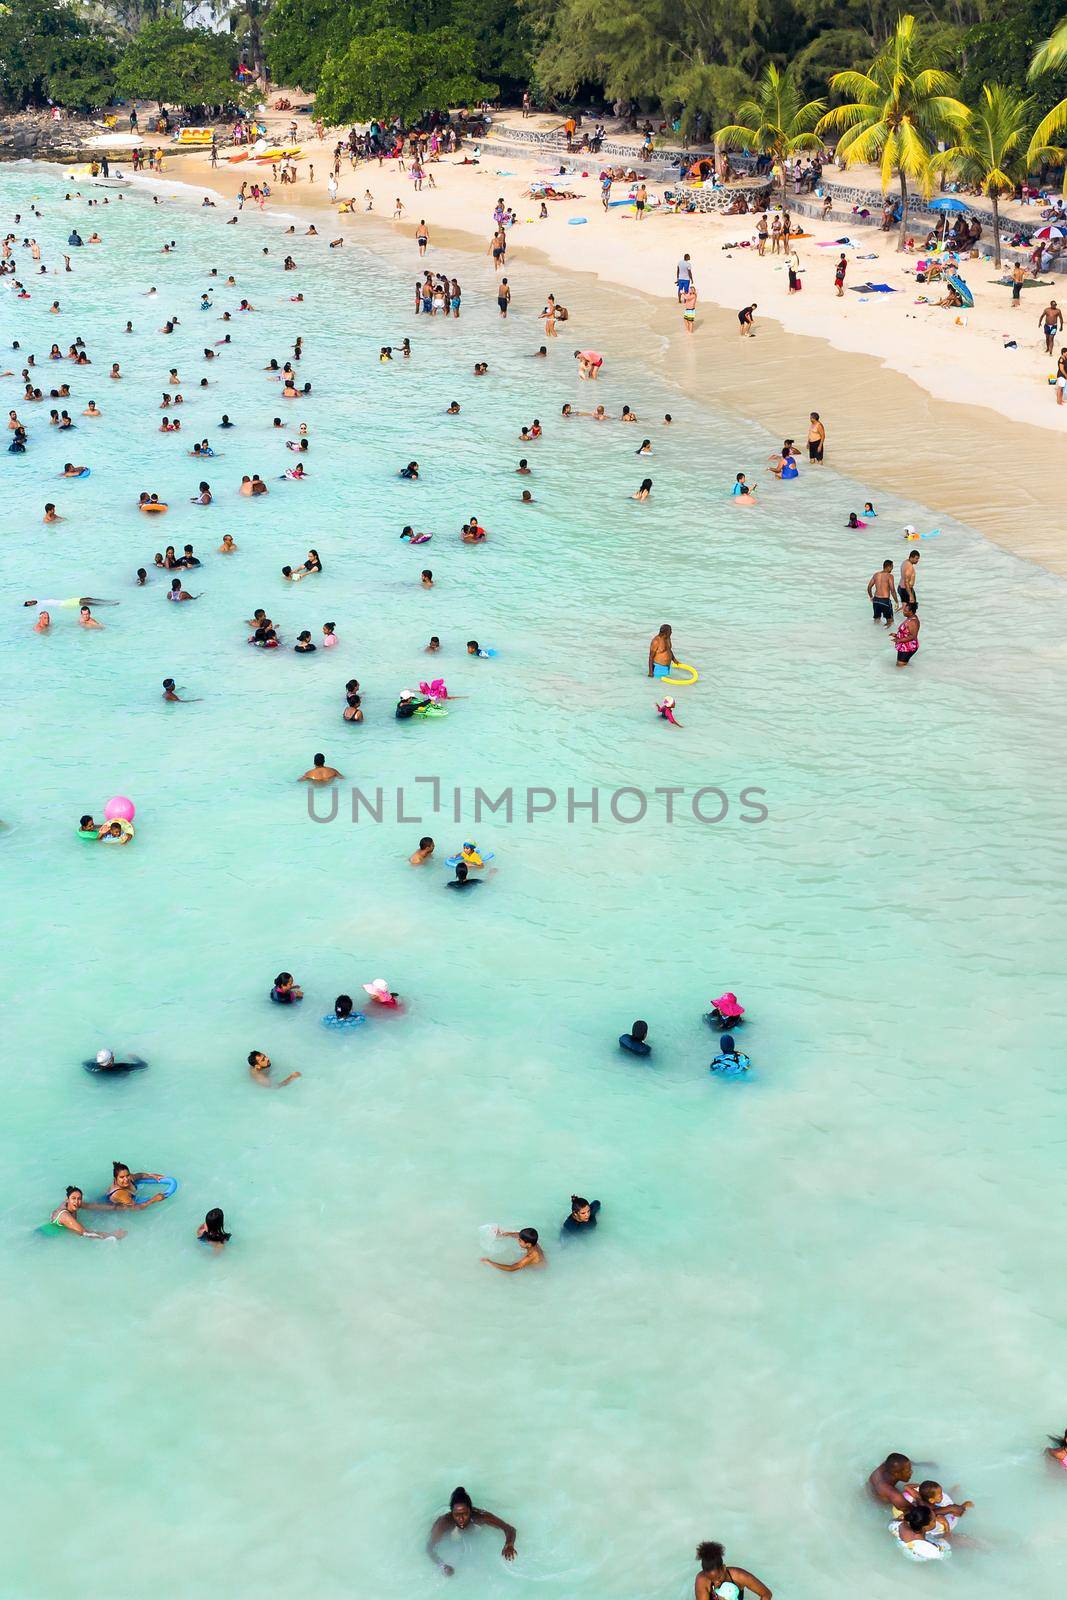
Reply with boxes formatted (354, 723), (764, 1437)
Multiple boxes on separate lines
(893, 604), (920, 667)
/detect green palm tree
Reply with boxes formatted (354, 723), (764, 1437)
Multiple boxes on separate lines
(1028, 20), (1067, 182)
(936, 85), (1036, 268)
(817, 13), (969, 250)
(716, 64), (825, 208)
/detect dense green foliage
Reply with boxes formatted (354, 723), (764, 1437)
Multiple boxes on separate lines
(0, 0), (117, 110)
(316, 26), (493, 122)
(936, 83), (1040, 261)
(264, 0), (530, 97)
(114, 18), (237, 107)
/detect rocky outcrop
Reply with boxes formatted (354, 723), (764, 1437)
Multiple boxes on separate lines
(0, 109), (127, 161)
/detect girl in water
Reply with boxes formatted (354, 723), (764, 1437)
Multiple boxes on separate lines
(47, 1187), (126, 1240)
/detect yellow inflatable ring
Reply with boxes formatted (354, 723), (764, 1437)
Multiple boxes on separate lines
(662, 661), (699, 686)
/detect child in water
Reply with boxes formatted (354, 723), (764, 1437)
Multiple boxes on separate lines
(656, 696), (682, 726)
(709, 1034), (751, 1076)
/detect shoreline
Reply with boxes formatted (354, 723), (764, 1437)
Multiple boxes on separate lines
(130, 140), (1067, 579)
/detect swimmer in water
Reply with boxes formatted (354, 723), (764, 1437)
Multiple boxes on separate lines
(695, 1541), (773, 1600)
(633, 478), (653, 501)
(80, 606), (103, 628)
(868, 1454), (913, 1513)
(482, 1227), (545, 1270)
(197, 1208), (231, 1250)
(520, 489), (533, 503)
(619, 1019), (651, 1056)
(447, 862), (481, 890)
(247, 1050), (301, 1088)
(410, 836), (435, 865)
(298, 754), (342, 783)
(560, 1196), (601, 1241)
(219, 535), (237, 553)
(1046, 1429), (1067, 1470)
(90, 1161), (167, 1209)
(48, 1187), (126, 1240)
(426, 1487), (517, 1575)
(656, 695), (682, 726)
(33, 609), (51, 633)
(425, 636), (441, 652)
(162, 678), (200, 702)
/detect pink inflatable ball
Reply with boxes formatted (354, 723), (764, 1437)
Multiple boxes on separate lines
(104, 796), (136, 822)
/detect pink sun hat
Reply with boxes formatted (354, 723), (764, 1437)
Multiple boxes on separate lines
(711, 992), (744, 1018)
(362, 979), (399, 1006)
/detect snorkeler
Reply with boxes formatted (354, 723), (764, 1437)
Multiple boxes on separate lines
(426, 1487), (517, 1575)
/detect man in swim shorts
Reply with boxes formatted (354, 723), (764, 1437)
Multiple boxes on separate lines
(1039, 299), (1063, 355)
(867, 561), (898, 626)
(648, 623), (679, 677)
(738, 304), (756, 336)
(898, 549), (919, 607)
(807, 412), (825, 462)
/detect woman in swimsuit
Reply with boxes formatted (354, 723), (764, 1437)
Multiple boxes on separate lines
(97, 1162), (166, 1208)
(427, 1487), (517, 1575)
(892, 603), (920, 667)
(694, 1541), (772, 1599)
(48, 1186), (126, 1240)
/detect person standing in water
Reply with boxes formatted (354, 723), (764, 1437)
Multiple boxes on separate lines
(426, 1487), (517, 1575)
(648, 623), (679, 678)
(694, 1541), (772, 1599)
(867, 560), (898, 627)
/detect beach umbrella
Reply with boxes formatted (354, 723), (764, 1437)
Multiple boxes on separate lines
(927, 195), (971, 244)
(1034, 225), (1064, 240)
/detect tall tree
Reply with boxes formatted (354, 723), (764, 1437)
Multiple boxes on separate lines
(716, 64), (825, 206)
(817, 13), (970, 249)
(524, 0), (763, 133)
(1027, 18), (1067, 180)
(937, 83), (1036, 265)
(0, 0), (117, 109)
(115, 18), (237, 109)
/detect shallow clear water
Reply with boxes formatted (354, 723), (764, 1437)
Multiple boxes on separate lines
(3, 164), (1066, 1599)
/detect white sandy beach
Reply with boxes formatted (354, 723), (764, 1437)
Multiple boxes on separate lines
(135, 107), (1067, 573)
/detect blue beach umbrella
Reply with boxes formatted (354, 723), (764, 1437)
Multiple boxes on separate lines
(927, 194), (971, 243)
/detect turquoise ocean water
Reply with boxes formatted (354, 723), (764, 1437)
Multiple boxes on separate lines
(2, 163), (1066, 1598)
